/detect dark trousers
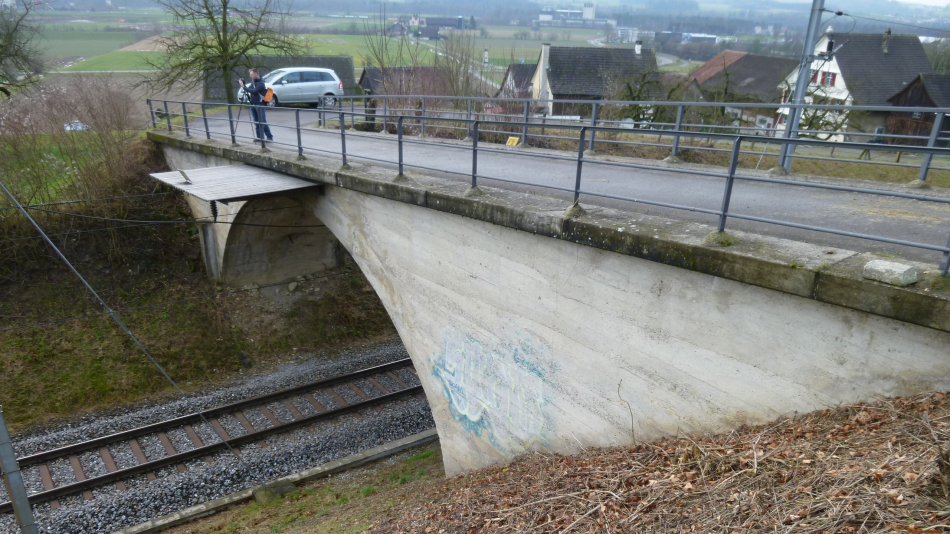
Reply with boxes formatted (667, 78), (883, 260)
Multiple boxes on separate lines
(250, 106), (273, 140)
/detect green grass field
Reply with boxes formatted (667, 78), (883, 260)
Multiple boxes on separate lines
(41, 30), (137, 60)
(62, 50), (164, 71)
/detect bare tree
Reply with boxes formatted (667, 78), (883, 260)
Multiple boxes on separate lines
(361, 5), (426, 95)
(434, 30), (488, 98)
(144, 0), (306, 103)
(926, 39), (950, 75)
(0, 0), (43, 98)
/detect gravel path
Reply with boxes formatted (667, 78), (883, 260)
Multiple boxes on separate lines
(0, 340), (435, 534)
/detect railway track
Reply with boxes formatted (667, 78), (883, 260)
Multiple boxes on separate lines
(0, 358), (422, 515)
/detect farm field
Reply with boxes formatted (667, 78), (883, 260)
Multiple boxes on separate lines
(62, 50), (164, 71)
(40, 30), (137, 61)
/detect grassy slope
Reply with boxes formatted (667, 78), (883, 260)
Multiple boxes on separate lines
(168, 392), (950, 533)
(0, 183), (396, 430)
(166, 445), (445, 534)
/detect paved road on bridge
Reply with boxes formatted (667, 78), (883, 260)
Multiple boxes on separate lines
(190, 107), (950, 266)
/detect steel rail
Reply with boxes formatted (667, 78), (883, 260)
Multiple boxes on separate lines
(15, 358), (412, 468)
(0, 383), (423, 513)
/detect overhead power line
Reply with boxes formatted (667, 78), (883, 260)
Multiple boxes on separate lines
(0, 177), (249, 469)
(825, 9), (950, 35)
(22, 207), (329, 229)
(0, 192), (172, 212)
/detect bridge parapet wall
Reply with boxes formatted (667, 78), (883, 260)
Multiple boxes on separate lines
(150, 131), (950, 475)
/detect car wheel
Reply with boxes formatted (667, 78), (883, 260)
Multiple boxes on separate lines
(266, 96), (278, 108)
(322, 94), (336, 108)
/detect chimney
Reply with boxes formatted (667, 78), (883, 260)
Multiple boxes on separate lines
(883, 28), (891, 54)
(635, 40), (642, 55)
(539, 43), (552, 114)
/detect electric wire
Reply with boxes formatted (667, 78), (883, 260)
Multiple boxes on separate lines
(0, 270), (357, 333)
(0, 192), (171, 212)
(824, 9), (950, 35)
(0, 177), (262, 486)
(0, 223), (159, 243)
(22, 207), (329, 228)
(0, 202), (330, 244)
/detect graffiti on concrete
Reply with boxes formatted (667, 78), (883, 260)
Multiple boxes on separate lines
(432, 328), (553, 453)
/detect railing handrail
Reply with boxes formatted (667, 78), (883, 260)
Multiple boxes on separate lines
(155, 95), (950, 116)
(144, 97), (950, 275)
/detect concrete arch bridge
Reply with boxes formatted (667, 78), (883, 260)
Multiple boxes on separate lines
(149, 131), (950, 475)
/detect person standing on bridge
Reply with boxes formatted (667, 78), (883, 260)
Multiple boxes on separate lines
(239, 68), (274, 143)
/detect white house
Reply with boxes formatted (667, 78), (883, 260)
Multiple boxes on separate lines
(776, 29), (933, 141)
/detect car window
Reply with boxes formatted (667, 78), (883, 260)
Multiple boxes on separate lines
(280, 72), (301, 84)
(262, 70), (285, 82)
(301, 71), (320, 82)
(319, 72), (334, 82)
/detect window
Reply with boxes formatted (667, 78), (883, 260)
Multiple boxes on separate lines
(319, 72), (335, 82)
(262, 70), (285, 82)
(279, 72), (301, 84)
(819, 71), (836, 87)
(301, 71), (320, 82)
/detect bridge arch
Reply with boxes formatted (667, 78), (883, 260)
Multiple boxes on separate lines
(221, 194), (344, 286)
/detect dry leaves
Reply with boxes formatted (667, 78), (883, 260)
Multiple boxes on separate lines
(376, 392), (950, 533)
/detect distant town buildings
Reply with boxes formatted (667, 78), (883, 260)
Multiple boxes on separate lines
(537, 3), (616, 29)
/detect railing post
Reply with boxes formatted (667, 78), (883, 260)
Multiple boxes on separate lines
(257, 106), (265, 149)
(574, 127), (587, 204)
(163, 101), (172, 132)
(940, 231), (950, 276)
(522, 100), (530, 146)
(227, 105), (236, 145)
(420, 97), (426, 137)
(398, 116), (404, 176)
(588, 102), (599, 151)
(295, 109), (303, 158)
(467, 99), (473, 139)
(339, 112), (347, 166)
(182, 102), (190, 137)
(147, 99), (156, 128)
(717, 138), (743, 232)
(382, 97), (388, 132)
(472, 121), (478, 188)
(670, 104), (684, 157)
(917, 112), (945, 183)
(350, 98), (355, 128)
(201, 103), (210, 140)
(1, 406), (39, 534)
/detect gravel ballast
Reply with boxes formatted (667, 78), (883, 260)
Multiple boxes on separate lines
(0, 340), (434, 534)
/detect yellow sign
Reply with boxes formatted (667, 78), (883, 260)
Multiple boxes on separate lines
(506, 136), (521, 146)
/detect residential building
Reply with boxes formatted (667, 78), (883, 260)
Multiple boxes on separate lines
(886, 74), (950, 145)
(495, 63), (537, 99)
(776, 29), (933, 140)
(687, 51), (799, 135)
(689, 50), (746, 85)
(530, 43), (659, 116)
(417, 26), (442, 41)
(358, 67), (452, 96)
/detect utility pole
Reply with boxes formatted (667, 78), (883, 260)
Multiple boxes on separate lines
(0, 406), (38, 534)
(777, 0), (825, 172)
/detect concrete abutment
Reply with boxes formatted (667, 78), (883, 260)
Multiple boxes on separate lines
(153, 133), (950, 476)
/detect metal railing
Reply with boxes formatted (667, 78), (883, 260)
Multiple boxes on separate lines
(146, 97), (950, 275)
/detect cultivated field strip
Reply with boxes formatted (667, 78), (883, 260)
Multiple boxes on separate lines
(0, 358), (421, 514)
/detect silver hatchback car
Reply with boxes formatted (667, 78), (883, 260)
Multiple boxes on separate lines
(238, 67), (344, 108)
